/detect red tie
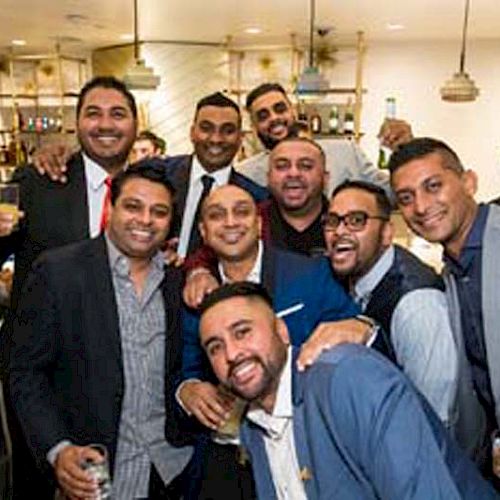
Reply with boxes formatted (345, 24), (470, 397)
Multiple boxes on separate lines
(99, 176), (112, 232)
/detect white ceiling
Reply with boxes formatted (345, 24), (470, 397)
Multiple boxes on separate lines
(1, 0), (499, 54)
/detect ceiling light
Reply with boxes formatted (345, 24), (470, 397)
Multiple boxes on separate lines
(386, 23), (405, 31)
(296, 0), (330, 95)
(440, 0), (479, 102)
(244, 27), (262, 35)
(123, 0), (160, 91)
(11, 40), (26, 46)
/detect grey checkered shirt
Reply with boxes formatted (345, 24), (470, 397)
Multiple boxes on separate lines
(106, 237), (192, 498)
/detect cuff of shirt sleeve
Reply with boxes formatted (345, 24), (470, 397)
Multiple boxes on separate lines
(355, 314), (379, 347)
(47, 440), (73, 467)
(175, 378), (201, 415)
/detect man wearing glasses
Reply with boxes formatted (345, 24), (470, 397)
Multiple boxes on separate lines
(323, 179), (458, 429)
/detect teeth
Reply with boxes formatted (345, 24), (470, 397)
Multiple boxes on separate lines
(232, 361), (255, 378)
(222, 232), (242, 244)
(207, 146), (223, 155)
(131, 229), (152, 239)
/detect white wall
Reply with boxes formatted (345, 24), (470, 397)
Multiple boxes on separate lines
(358, 39), (500, 201)
(139, 38), (500, 201)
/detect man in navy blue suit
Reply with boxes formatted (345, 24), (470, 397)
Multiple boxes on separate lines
(199, 282), (498, 500)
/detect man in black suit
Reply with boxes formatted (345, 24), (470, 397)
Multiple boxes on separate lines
(164, 92), (268, 258)
(0, 75), (137, 499)
(9, 163), (194, 499)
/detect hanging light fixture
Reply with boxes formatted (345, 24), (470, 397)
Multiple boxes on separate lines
(296, 0), (329, 94)
(123, 0), (160, 90)
(440, 0), (479, 102)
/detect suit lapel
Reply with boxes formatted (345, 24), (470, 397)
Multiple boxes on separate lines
(171, 156), (193, 236)
(261, 244), (277, 293)
(66, 153), (90, 239)
(85, 236), (122, 366)
(291, 349), (316, 499)
(481, 205), (500, 424)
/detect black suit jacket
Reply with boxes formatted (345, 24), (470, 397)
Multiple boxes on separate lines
(0, 152), (89, 312)
(163, 154), (268, 239)
(9, 236), (193, 478)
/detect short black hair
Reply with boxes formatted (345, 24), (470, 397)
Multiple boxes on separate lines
(110, 158), (175, 205)
(332, 180), (393, 218)
(388, 137), (464, 176)
(246, 82), (288, 110)
(77, 76), (137, 120)
(136, 130), (166, 154)
(271, 136), (326, 168)
(199, 282), (274, 316)
(194, 92), (241, 123)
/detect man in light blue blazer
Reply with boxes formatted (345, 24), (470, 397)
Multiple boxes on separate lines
(198, 282), (498, 500)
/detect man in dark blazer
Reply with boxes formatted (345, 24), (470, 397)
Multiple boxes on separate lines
(9, 163), (194, 499)
(0, 75), (138, 499)
(163, 92), (267, 258)
(199, 282), (499, 500)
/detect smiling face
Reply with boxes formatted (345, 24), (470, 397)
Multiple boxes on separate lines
(107, 177), (172, 261)
(77, 87), (137, 172)
(249, 90), (295, 150)
(268, 139), (327, 217)
(200, 185), (261, 264)
(190, 105), (242, 172)
(391, 152), (477, 257)
(325, 188), (392, 281)
(200, 295), (288, 412)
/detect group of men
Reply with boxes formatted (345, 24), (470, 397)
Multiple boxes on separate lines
(0, 73), (498, 499)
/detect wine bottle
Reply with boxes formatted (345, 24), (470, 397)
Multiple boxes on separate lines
(378, 97), (396, 169)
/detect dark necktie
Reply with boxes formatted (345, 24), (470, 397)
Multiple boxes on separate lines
(187, 174), (215, 254)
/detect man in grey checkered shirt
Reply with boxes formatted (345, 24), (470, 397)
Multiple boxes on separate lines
(9, 161), (196, 499)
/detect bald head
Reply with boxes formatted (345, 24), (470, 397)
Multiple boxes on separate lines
(199, 184), (262, 264)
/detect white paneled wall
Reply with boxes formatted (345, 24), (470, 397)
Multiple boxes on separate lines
(97, 38), (500, 201)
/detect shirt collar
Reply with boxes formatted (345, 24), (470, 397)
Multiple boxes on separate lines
(354, 245), (394, 301)
(104, 233), (165, 277)
(443, 203), (489, 270)
(192, 154), (232, 186)
(246, 346), (293, 438)
(218, 240), (263, 284)
(82, 152), (111, 191)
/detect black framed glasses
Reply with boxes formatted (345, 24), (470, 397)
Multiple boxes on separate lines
(321, 211), (389, 232)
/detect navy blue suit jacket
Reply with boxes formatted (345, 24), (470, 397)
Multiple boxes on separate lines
(242, 345), (498, 500)
(163, 154), (268, 240)
(181, 245), (359, 382)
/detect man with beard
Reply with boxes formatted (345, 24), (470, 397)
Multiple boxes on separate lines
(179, 184), (364, 499)
(235, 82), (411, 196)
(323, 180), (458, 428)
(163, 92), (268, 258)
(9, 163), (194, 499)
(198, 282), (497, 500)
(0, 76), (138, 499)
(389, 137), (500, 482)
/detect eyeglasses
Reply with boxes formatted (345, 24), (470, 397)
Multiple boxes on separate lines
(321, 211), (389, 232)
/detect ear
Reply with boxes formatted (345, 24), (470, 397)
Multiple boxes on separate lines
(276, 318), (290, 345)
(322, 169), (330, 194)
(199, 220), (207, 243)
(463, 169), (478, 197)
(382, 220), (394, 247)
(189, 123), (196, 144)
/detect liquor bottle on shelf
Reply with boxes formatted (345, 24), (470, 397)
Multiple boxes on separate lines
(328, 105), (339, 135)
(310, 108), (322, 135)
(344, 98), (354, 135)
(297, 101), (308, 124)
(377, 97), (397, 169)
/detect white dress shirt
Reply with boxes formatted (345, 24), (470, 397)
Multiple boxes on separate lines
(247, 347), (307, 500)
(353, 245), (458, 426)
(83, 153), (111, 238)
(177, 156), (231, 257)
